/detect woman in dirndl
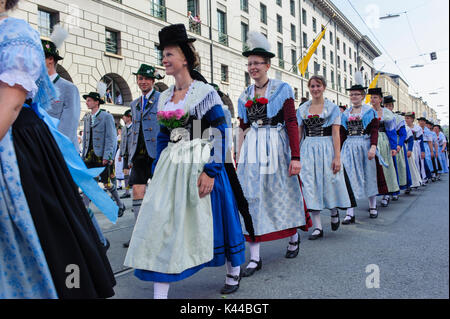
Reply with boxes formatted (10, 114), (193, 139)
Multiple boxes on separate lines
(124, 24), (251, 298)
(297, 75), (351, 240)
(1, 0), (116, 298)
(340, 80), (380, 222)
(403, 112), (423, 190)
(236, 31), (308, 278)
(369, 88), (400, 208)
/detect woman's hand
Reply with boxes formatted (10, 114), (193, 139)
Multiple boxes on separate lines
(198, 172), (214, 198)
(407, 151), (412, 158)
(289, 160), (301, 176)
(368, 145), (377, 160)
(421, 152), (425, 159)
(391, 149), (397, 157)
(332, 156), (341, 174)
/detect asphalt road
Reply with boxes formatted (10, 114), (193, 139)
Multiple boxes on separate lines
(93, 174), (449, 299)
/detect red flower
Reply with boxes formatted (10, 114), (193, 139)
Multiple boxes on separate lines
(257, 97), (269, 105)
(308, 115), (313, 118)
(378, 117), (382, 121)
(245, 100), (253, 108)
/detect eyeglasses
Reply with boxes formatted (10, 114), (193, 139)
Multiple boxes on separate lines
(246, 62), (267, 67)
(349, 93), (363, 97)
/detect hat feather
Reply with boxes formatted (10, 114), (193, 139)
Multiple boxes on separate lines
(247, 31), (271, 51)
(355, 71), (364, 87)
(97, 81), (107, 98)
(50, 24), (69, 49)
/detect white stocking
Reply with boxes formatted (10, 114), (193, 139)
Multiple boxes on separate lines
(154, 282), (170, 299)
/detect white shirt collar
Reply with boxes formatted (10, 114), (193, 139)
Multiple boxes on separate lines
(126, 123), (132, 129)
(93, 108), (101, 117)
(49, 73), (58, 82)
(143, 89), (154, 100)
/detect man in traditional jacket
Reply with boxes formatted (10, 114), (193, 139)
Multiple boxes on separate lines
(81, 92), (126, 217)
(123, 64), (164, 247)
(42, 39), (81, 151)
(119, 109), (133, 199)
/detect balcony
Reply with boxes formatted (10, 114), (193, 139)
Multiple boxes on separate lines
(150, 2), (166, 21)
(279, 59), (285, 69)
(218, 32), (228, 46)
(292, 65), (298, 74)
(189, 20), (201, 35)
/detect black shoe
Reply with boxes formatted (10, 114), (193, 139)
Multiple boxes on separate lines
(381, 198), (389, 207)
(120, 193), (131, 199)
(392, 195), (399, 201)
(369, 207), (378, 219)
(308, 228), (323, 240)
(242, 259), (262, 277)
(220, 270), (242, 294)
(342, 215), (355, 225)
(123, 240), (130, 248)
(405, 188), (411, 194)
(331, 212), (340, 231)
(285, 236), (300, 259)
(118, 204), (126, 218)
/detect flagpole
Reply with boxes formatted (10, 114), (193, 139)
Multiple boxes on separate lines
(289, 13), (336, 73)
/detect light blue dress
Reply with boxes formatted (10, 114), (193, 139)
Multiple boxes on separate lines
(0, 17), (57, 298)
(438, 132), (448, 173)
(237, 79), (305, 238)
(341, 105), (379, 199)
(297, 99), (351, 211)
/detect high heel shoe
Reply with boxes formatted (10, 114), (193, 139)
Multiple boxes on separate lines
(242, 259), (262, 277)
(285, 236), (300, 259)
(220, 269), (242, 294)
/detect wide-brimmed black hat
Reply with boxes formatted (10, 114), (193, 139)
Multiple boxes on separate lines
(417, 116), (427, 121)
(368, 87), (383, 97)
(346, 84), (367, 91)
(383, 95), (396, 104)
(123, 109), (132, 117)
(83, 92), (105, 104)
(42, 40), (63, 61)
(242, 47), (275, 58)
(133, 64), (164, 80)
(339, 104), (347, 110)
(157, 24), (196, 50)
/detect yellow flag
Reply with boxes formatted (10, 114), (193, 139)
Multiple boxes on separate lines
(298, 27), (326, 77)
(365, 73), (380, 104)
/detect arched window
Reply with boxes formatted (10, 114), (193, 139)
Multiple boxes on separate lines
(100, 73), (132, 106)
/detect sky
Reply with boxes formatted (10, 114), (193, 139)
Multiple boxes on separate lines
(330, 0), (449, 125)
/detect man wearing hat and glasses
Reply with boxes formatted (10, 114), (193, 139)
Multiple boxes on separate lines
(42, 35), (81, 152)
(123, 64), (164, 247)
(81, 91), (126, 222)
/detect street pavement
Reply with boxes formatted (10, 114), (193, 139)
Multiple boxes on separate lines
(93, 174), (449, 299)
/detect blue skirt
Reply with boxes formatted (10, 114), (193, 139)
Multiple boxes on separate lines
(135, 166), (246, 283)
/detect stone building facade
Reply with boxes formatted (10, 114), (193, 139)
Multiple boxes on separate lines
(11, 0), (381, 125)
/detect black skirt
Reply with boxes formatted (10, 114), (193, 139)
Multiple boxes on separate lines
(12, 107), (116, 299)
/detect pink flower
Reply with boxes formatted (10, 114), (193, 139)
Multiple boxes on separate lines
(174, 109), (186, 120)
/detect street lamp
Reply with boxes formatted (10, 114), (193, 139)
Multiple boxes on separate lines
(410, 64), (424, 68)
(379, 14), (401, 20)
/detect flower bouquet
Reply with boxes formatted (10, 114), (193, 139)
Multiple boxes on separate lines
(245, 97), (269, 108)
(157, 109), (189, 129)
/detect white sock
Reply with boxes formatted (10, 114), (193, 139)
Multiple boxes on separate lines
(369, 196), (377, 209)
(154, 282), (170, 299)
(247, 242), (260, 269)
(330, 208), (339, 223)
(311, 211), (322, 235)
(288, 232), (299, 251)
(225, 261), (240, 285)
(346, 208), (354, 218)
